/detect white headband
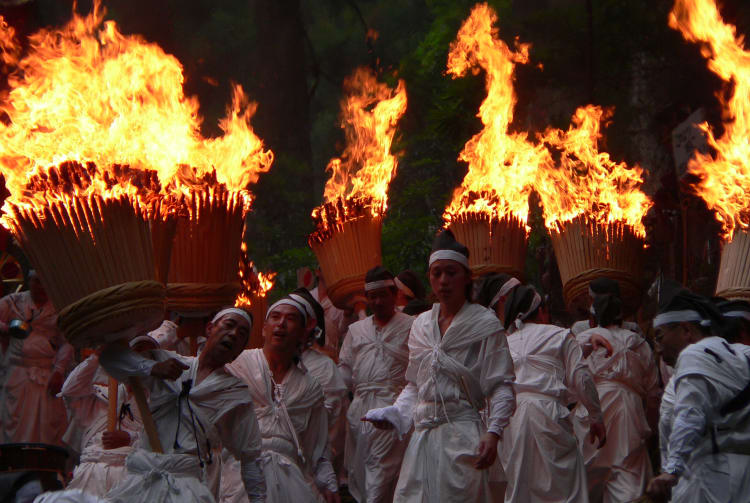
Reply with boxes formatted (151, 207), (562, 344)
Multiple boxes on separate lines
(394, 277), (415, 298)
(722, 310), (750, 322)
(267, 297), (311, 321)
(429, 249), (469, 269)
(514, 291), (542, 329)
(365, 279), (396, 292)
(653, 309), (710, 328)
(490, 277), (521, 308)
(288, 293), (316, 320)
(130, 334), (158, 348)
(212, 308), (253, 328)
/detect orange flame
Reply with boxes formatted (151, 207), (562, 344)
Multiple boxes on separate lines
(537, 105), (651, 236)
(443, 3), (549, 227)
(669, 0), (750, 240)
(310, 67), (406, 241)
(0, 1), (272, 225)
(235, 242), (276, 307)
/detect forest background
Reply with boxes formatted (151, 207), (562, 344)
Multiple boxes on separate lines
(2, 0), (749, 318)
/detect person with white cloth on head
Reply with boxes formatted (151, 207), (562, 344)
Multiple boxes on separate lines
(499, 284), (605, 503)
(647, 291), (750, 502)
(223, 292), (340, 503)
(59, 337), (158, 498)
(339, 266), (413, 503)
(571, 278), (641, 343)
(0, 271), (72, 444)
(475, 273), (521, 327)
(573, 289), (659, 503)
(99, 308), (265, 503)
(364, 229), (516, 503)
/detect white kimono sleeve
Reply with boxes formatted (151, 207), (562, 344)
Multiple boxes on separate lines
(337, 330), (354, 390)
(664, 375), (713, 476)
(479, 332), (516, 437)
(59, 354), (100, 398)
(303, 399), (338, 493)
(216, 404), (266, 502)
(99, 345), (157, 382)
(563, 333), (603, 423)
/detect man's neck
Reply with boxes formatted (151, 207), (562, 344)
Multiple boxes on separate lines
(196, 352), (220, 383)
(373, 310), (396, 327)
(441, 298), (465, 318)
(263, 346), (295, 383)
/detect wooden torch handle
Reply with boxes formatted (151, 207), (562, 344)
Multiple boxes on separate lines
(107, 376), (119, 431)
(128, 376), (164, 454)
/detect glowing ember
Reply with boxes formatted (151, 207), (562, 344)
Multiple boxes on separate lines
(537, 105), (651, 237)
(669, 0), (750, 240)
(309, 67), (406, 243)
(0, 1), (273, 226)
(443, 3), (549, 228)
(235, 242), (276, 308)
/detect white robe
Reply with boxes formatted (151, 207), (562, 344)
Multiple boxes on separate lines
(339, 312), (413, 503)
(0, 291), (72, 444)
(99, 347), (265, 503)
(574, 325), (659, 502)
(222, 348), (333, 503)
(369, 302), (515, 503)
(60, 355), (141, 498)
(502, 322), (602, 503)
(660, 337), (750, 503)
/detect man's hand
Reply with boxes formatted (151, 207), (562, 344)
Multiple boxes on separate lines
(47, 370), (64, 396)
(102, 430), (131, 450)
(322, 489), (341, 503)
(588, 421), (607, 448)
(474, 432), (499, 470)
(361, 417), (395, 430)
(646, 473), (678, 499)
(590, 333), (613, 357)
(150, 358), (189, 380)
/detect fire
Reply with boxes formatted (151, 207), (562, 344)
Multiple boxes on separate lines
(309, 67), (406, 242)
(537, 105), (651, 236)
(443, 3), (549, 227)
(0, 1), (273, 226)
(669, 0), (750, 240)
(235, 242), (276, 308)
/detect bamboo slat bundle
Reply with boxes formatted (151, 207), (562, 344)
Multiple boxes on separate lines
(448, 212), (527, 279)
(7, 193), (167, 348)
(549, 216), (644, 315)
(161, 189), (244, 313)
(247, 294), (268, 349)
(309, 213), (383, 310)
(716, 229), (750, 300)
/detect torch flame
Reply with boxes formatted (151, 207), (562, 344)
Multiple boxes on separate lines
(0, 1), (273, 225)
(537, 105), (651, 236)
(443, 3), (550, 226)
(310, 67), (406, 241)
(669, 0), (750, 240)
(235, 242), (276, 308)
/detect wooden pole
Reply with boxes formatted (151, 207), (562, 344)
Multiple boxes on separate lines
(129, 376), (164, 454)
(107, 376), (119, 432)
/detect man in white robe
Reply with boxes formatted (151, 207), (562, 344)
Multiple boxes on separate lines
(100, 308), (265, 503)
(574, 290), (659, 502)
(60, 340), (148, 497)
(339, 266), (413, 503)
(365, 229), (516, 503)
(222, 293), (340, 503)
(647, 292), (750, 502)
(0, 271), (72, 444)
(500, 284), (605, 503)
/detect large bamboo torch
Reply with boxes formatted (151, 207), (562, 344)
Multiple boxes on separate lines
(668, 0), (750, 300)
(308, 67), (406, 313)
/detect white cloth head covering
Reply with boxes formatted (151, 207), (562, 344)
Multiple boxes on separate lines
(212, 307), (253, 328)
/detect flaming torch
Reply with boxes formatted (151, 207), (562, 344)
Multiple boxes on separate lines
(443, 3), (550, 279)
(235, 242), (276, 349)
(537, 106), (651, 314)
(308, 67), (406, 312)
(669, 0), (750, 300)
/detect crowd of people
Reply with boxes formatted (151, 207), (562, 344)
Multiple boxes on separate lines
(1, 229), (749, 503)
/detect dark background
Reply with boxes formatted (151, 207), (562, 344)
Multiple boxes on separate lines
(1, 0), (747, 314)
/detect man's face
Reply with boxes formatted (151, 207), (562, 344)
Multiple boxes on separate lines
(429, 260), (470, 305)
(263, 304), (306, 356)
(204, 313), (250, 364)
(395, 289), (410, 307)
(655, 322), (693, 366)
(366, 287), (397, 320)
